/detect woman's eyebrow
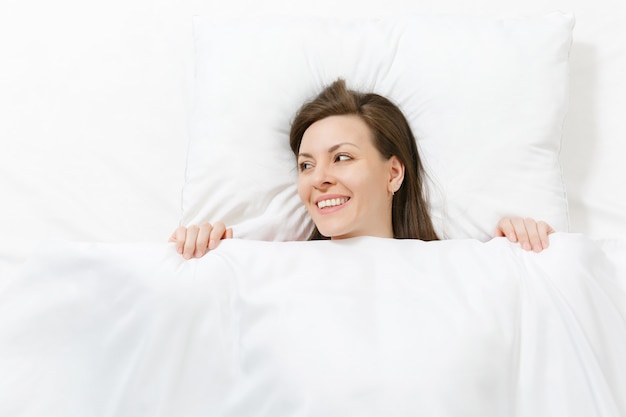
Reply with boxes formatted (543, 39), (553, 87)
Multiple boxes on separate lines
(328, 142), (360, 153)
(298, 142), (360, 158)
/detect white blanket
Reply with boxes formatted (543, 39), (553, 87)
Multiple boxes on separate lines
(0, 234), (625, 417)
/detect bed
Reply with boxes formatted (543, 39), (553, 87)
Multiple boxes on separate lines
(1, 1), (625, 416)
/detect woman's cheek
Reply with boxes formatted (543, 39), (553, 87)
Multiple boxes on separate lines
(297, 180), (308, 205)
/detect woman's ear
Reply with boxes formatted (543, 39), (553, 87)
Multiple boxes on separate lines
(388, 156), (405, 194)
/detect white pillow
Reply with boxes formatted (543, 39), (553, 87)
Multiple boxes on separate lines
(182, 12), (573, 241)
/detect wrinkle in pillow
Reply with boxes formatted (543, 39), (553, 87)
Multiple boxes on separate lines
(183, 12), (573, 240)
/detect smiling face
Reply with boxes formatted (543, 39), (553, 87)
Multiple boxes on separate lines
(297, 114), (404, 239)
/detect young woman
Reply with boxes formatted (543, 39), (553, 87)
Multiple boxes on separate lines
(170, 79), (555, 259)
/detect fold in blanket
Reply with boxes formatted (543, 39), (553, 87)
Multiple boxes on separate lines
(0, 234), (625, 417)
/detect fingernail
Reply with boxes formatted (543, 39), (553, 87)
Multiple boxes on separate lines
(522, 242), (532, 251)
(208, 239), (216, 250)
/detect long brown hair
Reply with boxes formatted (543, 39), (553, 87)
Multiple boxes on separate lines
(289, 79), (439, 241)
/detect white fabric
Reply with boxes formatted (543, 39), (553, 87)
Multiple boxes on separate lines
(182, 12), (573, 242)
(1, 234), (625, 416)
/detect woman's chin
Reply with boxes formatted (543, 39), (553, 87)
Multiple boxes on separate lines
(316, 225), (351, 240)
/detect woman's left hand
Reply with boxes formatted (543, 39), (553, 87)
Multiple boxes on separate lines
(495, 217), (555, 253)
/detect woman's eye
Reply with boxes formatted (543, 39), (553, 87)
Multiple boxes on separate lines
(335, 154), (352, 162)
(299, 162), (313, 171)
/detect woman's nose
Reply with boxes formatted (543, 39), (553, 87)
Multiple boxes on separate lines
(312, 163), (335, 188)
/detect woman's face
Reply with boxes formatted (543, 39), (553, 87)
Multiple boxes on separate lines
(297, 114), (404, 239)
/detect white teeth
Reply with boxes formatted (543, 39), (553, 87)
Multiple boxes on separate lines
(317, 197), (348, 209)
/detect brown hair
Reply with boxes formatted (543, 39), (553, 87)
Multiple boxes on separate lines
(289, 79), (439, 241)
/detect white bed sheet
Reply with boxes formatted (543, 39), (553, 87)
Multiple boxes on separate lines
(1, 234), (624, 416)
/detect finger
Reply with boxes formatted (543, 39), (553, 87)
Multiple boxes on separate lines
(194, 222), (213, 258)
(169, 226), (187, 254)
(183, 225), (200, 260)
(225, 228), (233, 239)
(511, 217), (532, 251)
(208, 221), (227, 250)
(496, 218), (516, 242)
(524, 218), (543, 253)
(537, 221), (555, 249)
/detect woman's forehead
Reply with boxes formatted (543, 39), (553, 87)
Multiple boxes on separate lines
(299, 115), (373, 152)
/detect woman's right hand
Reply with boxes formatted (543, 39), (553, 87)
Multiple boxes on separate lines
(168, 222), (233, 259)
